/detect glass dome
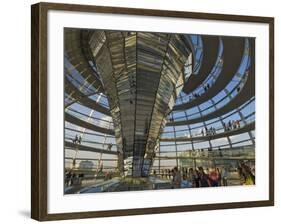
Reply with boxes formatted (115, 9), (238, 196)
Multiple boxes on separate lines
(64, 28), (255, 193)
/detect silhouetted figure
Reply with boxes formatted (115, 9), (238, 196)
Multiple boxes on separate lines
(107, 143), (113, 151)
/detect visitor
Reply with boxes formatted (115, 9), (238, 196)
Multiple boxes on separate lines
(217, 168), (222, 186)
(107, 143), (113, 151)
(167, 169), (170, 179)
(188, 168), (196, 188)
(222, 121), (226, 131)
(237, 86), (241, 93)
(193, 169), (200, 187)
(72, 134), (78, 144)
(237, 163), (254, 185)
(225, 123), (229, 131)
(181, 174), (193, 188)
(65, 171), (72, 187)
(228, 120), (232, 130)
(71, 173), (76, 186)
(78, 173), (84, 184)
(198, 167), (211, 187)
(209, 168), (220, 187)
(205, 127), (208, 136)
(221, 168), (229, 186)
(171, 167), (181, 188)
(201, 128), (204, 136)
(78, 135), (82, 144)
(241, 164), (255, 185)
(204, 85), (207, 92)
(168, 169), (171, 179)
(211, 127), (216, 135)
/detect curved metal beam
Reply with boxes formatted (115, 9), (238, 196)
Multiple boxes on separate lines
(174, 36), (245, 111)
(182, 36), (219, 94)
(64, 29), (104, 93)
(65, 141), (117, 155)
(65, 113), (114, 135)
(168, 38), (255, 126)
(162, 122), (254, 142)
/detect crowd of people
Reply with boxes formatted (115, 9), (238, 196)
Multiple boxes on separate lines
(188, 83), (212, 102)
(170, 166), (224, 188)
(201, 126), (217, 136)
(155, 164), (255, 189)
(72, 134), (82, 145)
(65, 171), (84, 187)
(197, 120), (242, 137)
(64, 169), (114, 187)
(222, 120), (241, 131)
(238, 162), (255, 185)
(203, 83), (211, 92)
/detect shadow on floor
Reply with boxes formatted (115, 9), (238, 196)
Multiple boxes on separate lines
(18, 210), (30, 218)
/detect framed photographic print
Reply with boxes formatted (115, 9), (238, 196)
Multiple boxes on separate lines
(31, 2), (274, 221)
